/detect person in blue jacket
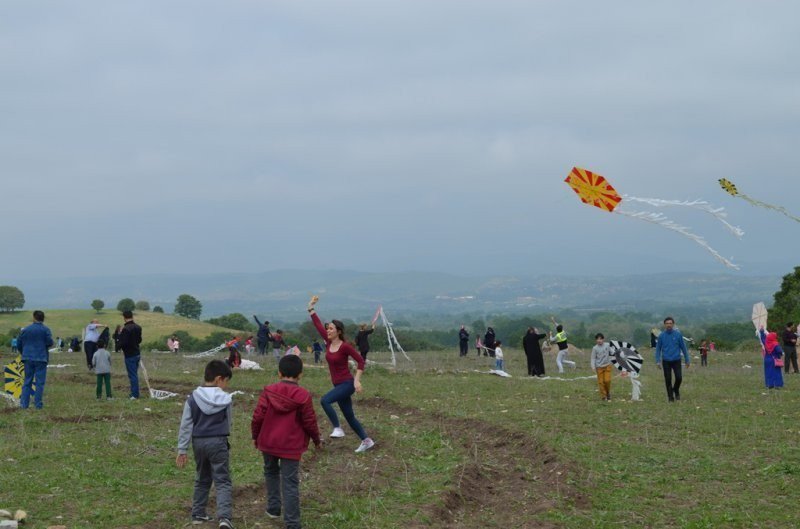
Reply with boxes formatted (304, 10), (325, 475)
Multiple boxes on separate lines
(655, 316), (690, 402)
(17, 310), (54, 409)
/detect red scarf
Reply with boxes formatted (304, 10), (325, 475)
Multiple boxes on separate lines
(765, 332), (779, 354)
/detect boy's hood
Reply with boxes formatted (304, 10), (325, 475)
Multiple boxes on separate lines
(192, 386), (232, 414)
(265, 381), (308, 413)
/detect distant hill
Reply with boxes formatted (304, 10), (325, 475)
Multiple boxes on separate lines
(0, 309), (240, 343)
(10, 270), (780, 320)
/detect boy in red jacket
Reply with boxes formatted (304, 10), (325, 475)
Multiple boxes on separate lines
(251, 354), (321, 529)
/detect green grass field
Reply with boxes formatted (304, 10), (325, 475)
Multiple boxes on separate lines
(0, 309), (240, 343)
(1, 345), (798, 528)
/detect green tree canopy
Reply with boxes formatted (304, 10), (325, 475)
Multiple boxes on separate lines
(205, 313), (254, 331)
(152, 306), (164, 313)
(174, 294), (202, 319)
(116, 298), (136, 313)
(0, 286), (25, 312)
(768, 266), (800, 331)
(91, 299), (105, 313)
(135, 300), (151, 311)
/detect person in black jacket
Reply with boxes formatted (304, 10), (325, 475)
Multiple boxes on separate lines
(484, 327), (496, 357)
(458, 326), (469, 357)
(118, 310), (143, 399)
(253, 315), (272, 356)
(355, 323), (376, 361)
(523, 327), (548, 376)
(112, 325), (122, 352)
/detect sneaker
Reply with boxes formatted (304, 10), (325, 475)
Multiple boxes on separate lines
(355, 437), (375, 453)
(218, 519), (233, 529)
(265, 510), (281, 519)
(191, 515), (213, 524)
(329, 427), (345, 438)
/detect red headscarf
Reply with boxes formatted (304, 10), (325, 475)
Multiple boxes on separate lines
(765, 332), (779, 354)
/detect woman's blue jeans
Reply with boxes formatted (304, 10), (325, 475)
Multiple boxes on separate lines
(320, 379), (367, 440)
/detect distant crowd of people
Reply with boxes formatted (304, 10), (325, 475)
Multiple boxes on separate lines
(454, 317), (800, 402)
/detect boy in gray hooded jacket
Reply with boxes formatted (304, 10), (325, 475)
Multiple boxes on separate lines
(176, 360), (235, 529)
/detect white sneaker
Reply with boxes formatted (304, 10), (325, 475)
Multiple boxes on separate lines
(355, 438), (375, 453)
(329, 427), (345, 438)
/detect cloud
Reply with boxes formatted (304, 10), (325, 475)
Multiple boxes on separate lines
(2, 0), (799, 278)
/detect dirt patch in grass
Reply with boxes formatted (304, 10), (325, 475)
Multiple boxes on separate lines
(51, 414), (121, 423)
(361, 397), (588, 528)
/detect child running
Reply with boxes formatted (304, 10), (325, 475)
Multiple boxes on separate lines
(590, 333), (613, 401)
(251, 354), (321, 529)
(550, 317), (575, 373)
(176, 360), (234, 529)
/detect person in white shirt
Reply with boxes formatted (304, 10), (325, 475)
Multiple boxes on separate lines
(83, 319), (106, 371)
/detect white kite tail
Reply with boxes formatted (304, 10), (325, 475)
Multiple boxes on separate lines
(737, 193), (800, 224)
(622, 195), (744, 238)
(615, 206), (739, 270)
(379, 307), (411, 366)
(629, 372), (642, 401)
(183, 343), (226, 359)
(139, 359), (178, 400)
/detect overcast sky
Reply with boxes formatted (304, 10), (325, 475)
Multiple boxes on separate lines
(2, 1), (799, 280)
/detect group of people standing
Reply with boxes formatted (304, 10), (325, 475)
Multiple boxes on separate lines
(458, 320), (574, 377)
(15, 311), (143, 409)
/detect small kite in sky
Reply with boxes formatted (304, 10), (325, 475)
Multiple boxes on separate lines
(565, 167), (741, 269)
(719, 178), (800, 224)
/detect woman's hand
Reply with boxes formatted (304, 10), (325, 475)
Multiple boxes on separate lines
(354, 379), (363, 393)
(308, 295), (319, 311)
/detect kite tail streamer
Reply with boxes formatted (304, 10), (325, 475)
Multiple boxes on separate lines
(622, 195), (744, 238)
(615, 207), (740, 270)
(737, 194), (800, 224)
(630, 372), (642, 401)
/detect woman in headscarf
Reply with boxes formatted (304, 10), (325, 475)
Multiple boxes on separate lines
(522, 327), (548, 377)
(758, 326), (784, 389)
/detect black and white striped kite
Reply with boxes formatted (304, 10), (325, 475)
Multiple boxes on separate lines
(608, 341), (643, 374)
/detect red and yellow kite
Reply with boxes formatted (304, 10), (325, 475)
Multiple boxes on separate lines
(564, 167), (740, 269)
(564, 167), (622, 212)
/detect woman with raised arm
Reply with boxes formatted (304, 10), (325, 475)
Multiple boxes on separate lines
(308, 295), (375, 453)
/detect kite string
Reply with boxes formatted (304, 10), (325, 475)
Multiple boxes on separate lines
(737, 194), (800, 224)
(615, 207), (740, 270)
(622, 195), (744, 238)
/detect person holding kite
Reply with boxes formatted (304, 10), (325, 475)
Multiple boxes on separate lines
(655, 317), (690, 402)
(483, 327), (496, 357)
(591, 333), (613, 401)
(758, 327), (784, 389)
(307, 295), (375, 453)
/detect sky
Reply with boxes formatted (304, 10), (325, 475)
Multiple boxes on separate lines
(2, 0), (799, 280)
